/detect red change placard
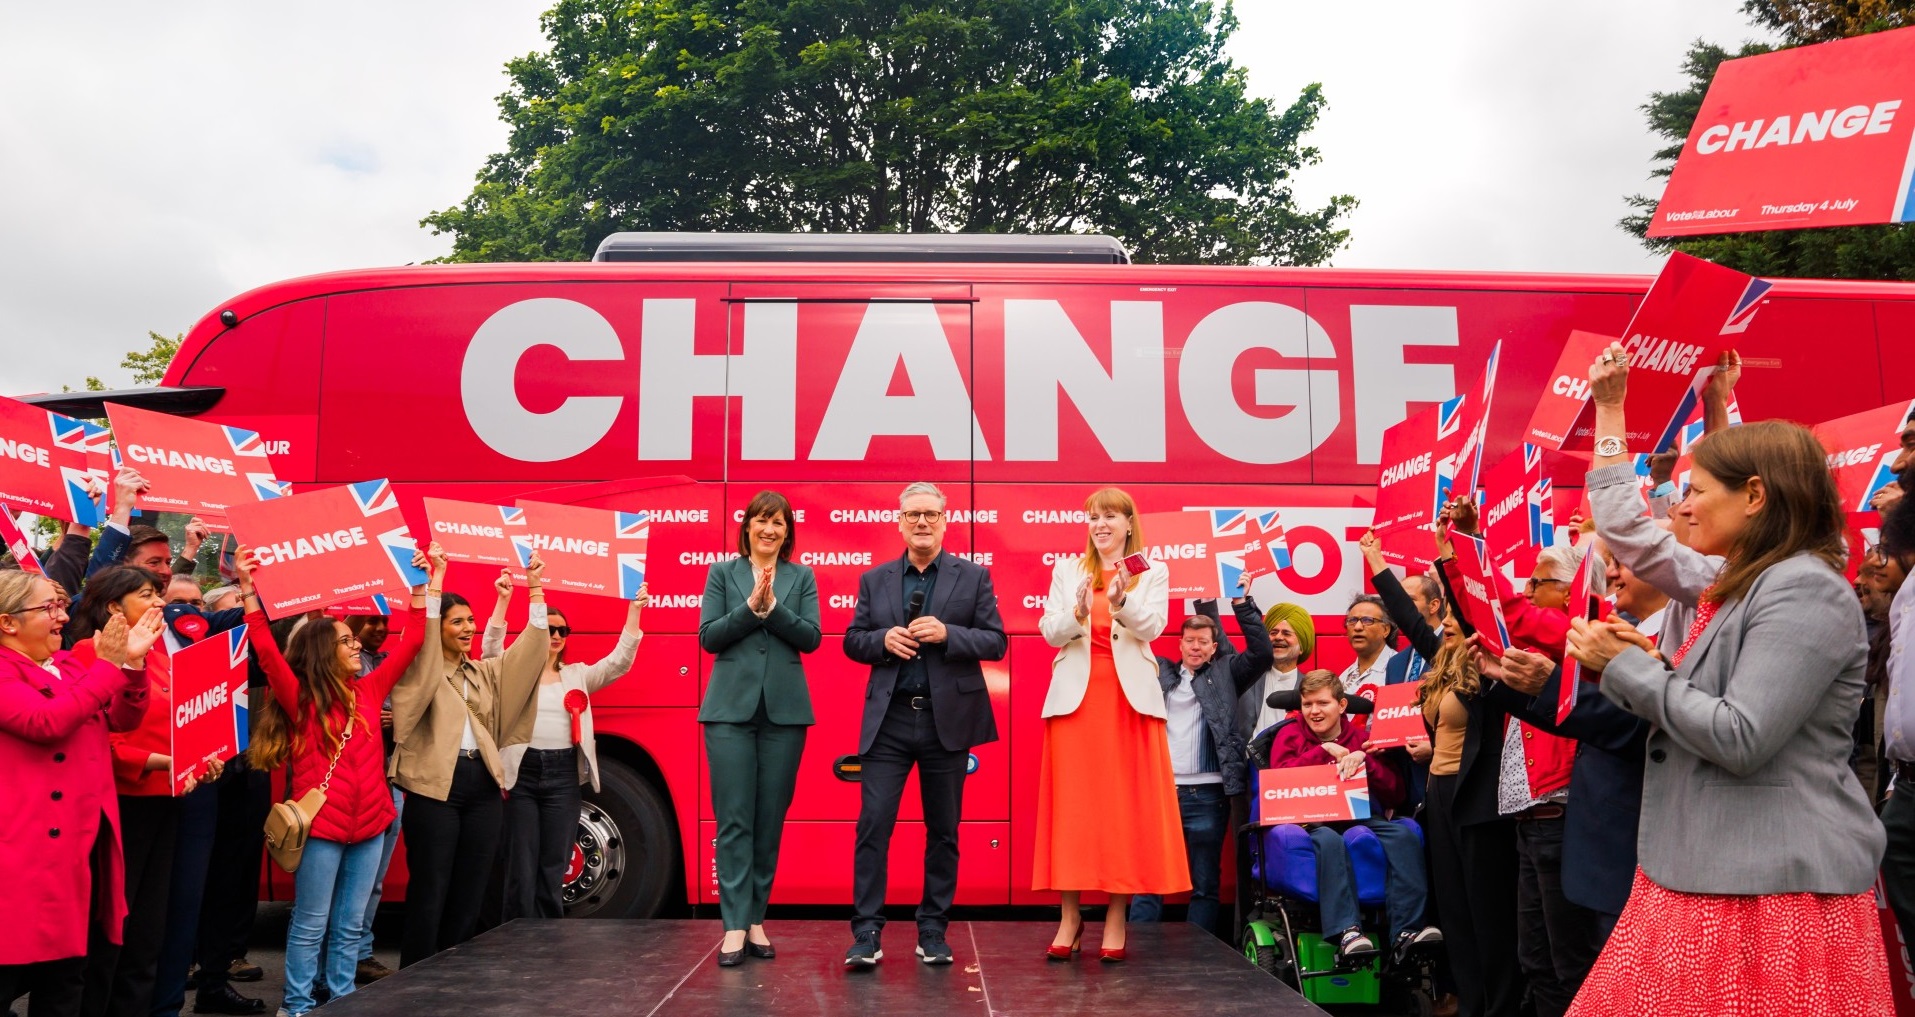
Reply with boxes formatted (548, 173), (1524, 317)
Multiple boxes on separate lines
(0, 505), (44, 575)
(1813, 399), (1915, 513)
(1526, 256), (1767, 454)
(1649, 26), (1915, 237)
(1253, 764), (1373, 825)
(512, 501), (649, 600)
(1133, 509), (1283, 600)
(170, 625), (251, 795)
(1364, 682), (1426, 750)
(106, 403), (288, 527)
(226, 480), (428, 617)
(1480, 445), (1544, 582)
(0, 395), (106, 527)
(1450, 534), (1512, 656)
(422, 497), (526, 566)
(1374, 402), (1448, 534)
(1446, 342), (1501, 500)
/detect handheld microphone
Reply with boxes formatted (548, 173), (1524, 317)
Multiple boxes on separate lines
(907, 589), (926, 623)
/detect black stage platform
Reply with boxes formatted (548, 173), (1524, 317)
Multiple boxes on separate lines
(319, 920), (1327, 1016)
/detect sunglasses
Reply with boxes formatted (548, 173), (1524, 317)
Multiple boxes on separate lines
(550, 626), (571, 637)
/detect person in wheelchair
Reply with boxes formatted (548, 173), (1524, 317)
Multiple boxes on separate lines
(1267, 670), (1443, 963)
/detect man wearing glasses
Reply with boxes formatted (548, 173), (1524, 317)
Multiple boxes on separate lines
(843, 483), (1007, 967)
(1338, 595), (1396, 700)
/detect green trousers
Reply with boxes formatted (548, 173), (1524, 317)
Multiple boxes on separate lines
(704, 707), (807, 931)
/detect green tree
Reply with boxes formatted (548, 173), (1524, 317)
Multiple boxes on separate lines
(1622, 2), (1915, 278)
(424, 0), (1354, 265)
(122, 331), (182, 386)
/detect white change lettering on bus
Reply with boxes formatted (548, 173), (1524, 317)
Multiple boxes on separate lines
(460, 297), (1460, 468)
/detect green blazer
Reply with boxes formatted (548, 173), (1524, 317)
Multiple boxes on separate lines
(697, 557), (822, 725)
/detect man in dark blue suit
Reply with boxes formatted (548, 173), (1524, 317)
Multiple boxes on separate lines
(842, 483), (1007, 968)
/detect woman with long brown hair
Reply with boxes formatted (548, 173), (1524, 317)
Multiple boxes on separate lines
(1034, 487), (1185, 962)
(1566, 349), (1889, 1016)
(234, 545), (433, 1017)
(1366, 528), (1521, 1017)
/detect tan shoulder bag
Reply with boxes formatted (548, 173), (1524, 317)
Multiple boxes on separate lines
(264, 726), (352, 873)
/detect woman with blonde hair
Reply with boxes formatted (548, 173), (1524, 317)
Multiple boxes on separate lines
(1034, 487), (1187, 962)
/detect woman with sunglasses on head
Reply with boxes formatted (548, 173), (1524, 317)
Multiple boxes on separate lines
(483, 575), (649, 920)
(231, 546), (431, 1017)
(0, 572), (159, 1017)
(389, 552), (552, 966)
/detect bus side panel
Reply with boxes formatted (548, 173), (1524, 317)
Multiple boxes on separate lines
(1725, 297), (1884, 423)
(971, 284), (1316, 486)
(1879, 301), (1915, 409)
(1301, 288), (1638, 487)
(315, 283), (731, 485)
(176, 298), (326, 483)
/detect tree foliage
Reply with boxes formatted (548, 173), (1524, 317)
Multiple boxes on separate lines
(424, 0), (1354, 265)
(1622, 2), (1915, 279)
(122, 331), (182, 387)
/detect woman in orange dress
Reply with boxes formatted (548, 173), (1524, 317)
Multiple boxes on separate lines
(1035, 487), (1188, 962)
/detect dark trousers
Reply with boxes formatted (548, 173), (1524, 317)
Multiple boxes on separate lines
(1128, 783), (1231, 937)
(82, 795), (179, 1017)
(851, 698), (969, 937)
(1514, 815), (1606, 1017)
(399, 757), (503, 967)
(503, 748), (583, 921)
(704, 708), (806, 932)
(194, 764), (270, 995)
(149, 783), (219, 1017)
(2, 957), (87, 1017)
(1881, 789), (1915, 951)
(1424, 775), (1520, 1017)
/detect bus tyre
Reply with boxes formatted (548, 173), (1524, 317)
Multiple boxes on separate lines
(567, 760), (675, 918)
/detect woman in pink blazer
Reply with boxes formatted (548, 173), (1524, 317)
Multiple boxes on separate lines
(0, 571), (161, 1017)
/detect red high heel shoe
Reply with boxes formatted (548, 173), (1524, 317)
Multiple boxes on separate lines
(1046, 925), (1083, 961)
(1098, 946), (1126, 963)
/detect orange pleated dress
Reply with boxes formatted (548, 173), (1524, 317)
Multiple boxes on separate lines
(1032, 572), (1190, 895)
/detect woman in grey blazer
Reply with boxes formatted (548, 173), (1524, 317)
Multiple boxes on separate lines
(697, 491), (821, 967)
(1564, 349), (1890, 1016)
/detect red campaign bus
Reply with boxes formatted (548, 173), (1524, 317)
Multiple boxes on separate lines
(33, 233), (1915, 918)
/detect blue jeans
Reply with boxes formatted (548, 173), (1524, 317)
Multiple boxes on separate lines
(284, 838), (382, 1016)
(354, 786), (404, 963)
(1311, 819), (1428, 941)
(1127, 783), (1230, 936)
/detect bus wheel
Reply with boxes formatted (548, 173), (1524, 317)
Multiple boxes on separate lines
(564, 760), (675, 918)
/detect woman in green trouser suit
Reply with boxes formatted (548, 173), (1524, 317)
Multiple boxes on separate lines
(698, 490), (821, 967)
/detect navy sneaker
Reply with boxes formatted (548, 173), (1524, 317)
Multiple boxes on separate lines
(844, 931), (883, 968)
(916, 930), (954, 965)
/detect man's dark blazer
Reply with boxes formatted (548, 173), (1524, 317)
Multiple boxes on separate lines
(1485, 665), (1649, 917)
(843, 550), (1008, 754)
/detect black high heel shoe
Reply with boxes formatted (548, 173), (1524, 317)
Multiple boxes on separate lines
(717, 937), (747, 967)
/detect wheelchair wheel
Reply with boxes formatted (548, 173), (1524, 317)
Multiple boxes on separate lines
(1240, 920), (1294, 983)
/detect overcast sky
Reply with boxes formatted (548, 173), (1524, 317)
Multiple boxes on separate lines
(0, 1), (1768, 396)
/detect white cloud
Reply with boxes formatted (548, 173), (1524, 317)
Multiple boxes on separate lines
(1226, 1), (1769, 272)
(0, 1), (1771, 395)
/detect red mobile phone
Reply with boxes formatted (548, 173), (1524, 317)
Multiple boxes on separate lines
(1120, 552), (1151, 575)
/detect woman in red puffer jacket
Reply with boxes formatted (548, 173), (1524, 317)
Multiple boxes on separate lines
(235, 544), (436, 1017)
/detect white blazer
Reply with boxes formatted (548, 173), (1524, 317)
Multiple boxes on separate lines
(1038, 557), (1170, 719)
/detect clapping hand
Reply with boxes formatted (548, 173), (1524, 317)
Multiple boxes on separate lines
(1074, 579), (1092, 622)
(1108, 560), (1130, 610)
(747, 565), (774, 614)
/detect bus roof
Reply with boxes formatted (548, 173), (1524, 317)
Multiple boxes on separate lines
(593, 231), (1132, 264)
